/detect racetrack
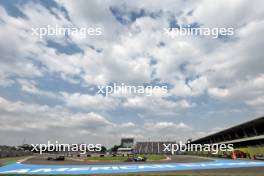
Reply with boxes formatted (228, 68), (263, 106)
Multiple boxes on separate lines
(1, 155), (264, 175)
(22, 155), (214, 165)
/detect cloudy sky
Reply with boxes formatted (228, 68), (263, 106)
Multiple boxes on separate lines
(0, 0), (263, 147)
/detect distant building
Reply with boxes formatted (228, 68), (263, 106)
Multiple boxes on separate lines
(117, 138), (134, 155)
(134, 141), (176, 154)
(120, 138), (134, 148)
(117, 147), (133, 155)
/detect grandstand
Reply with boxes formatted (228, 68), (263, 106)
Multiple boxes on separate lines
(120, 138), (134, 148)
(190, 116), (264, 158)
(134, 141), (176, 154)
(116, 138), (134, 155)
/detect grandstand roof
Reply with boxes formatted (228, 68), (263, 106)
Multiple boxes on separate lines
(192, 116), (264, 143)
(117, 148), (133, 151)
(220, 134), (264, 144)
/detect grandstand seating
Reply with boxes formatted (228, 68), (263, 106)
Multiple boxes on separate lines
(134, 141), (176, 154)
(189, 116), (264, 159)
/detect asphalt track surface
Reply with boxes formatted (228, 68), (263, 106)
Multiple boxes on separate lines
(0, 155), (264, 175)
(22, 155), (213, 165)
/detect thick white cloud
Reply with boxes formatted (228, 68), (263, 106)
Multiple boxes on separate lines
(208, 88), (229, 98)
(62, 92), (119, 110)
(170, 77), (208, 97)
(0, 96), (195, 145)
(188, 0), (264, 28)
(0, 96), (133, 145)
(0, 97), (112, 132)
(123, 96), (189, 109)
(146, 122), (191, 130)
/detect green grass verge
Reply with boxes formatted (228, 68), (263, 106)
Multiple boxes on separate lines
(0, 156), (28, 166)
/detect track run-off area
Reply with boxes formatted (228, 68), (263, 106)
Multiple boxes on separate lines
(0, 159), (264, 175)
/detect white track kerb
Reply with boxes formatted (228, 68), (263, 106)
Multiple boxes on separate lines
(0, 160), (264, 174)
